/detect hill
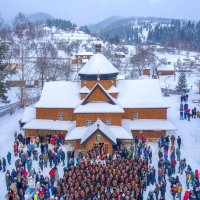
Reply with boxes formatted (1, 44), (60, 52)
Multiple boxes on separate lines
(27, 12), (54, 24)
(87, 16), (123, 34)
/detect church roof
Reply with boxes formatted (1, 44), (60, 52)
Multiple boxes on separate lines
(34, 79), (167, 109)
(79, 86), (91, 93)
(81, 119), (116, 144)
(122, 119), (177, 131)
(107, 85), (119, 93)
(35, 81), (81, 108)
(117, 79), (168, 108)
(24, 119), (75, 131)
(21, 107), (36, 123)
(65, 119), (133, 143)
(78, 54), (119, 75)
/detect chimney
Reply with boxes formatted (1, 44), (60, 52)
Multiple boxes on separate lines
(95, 43), (102, 53)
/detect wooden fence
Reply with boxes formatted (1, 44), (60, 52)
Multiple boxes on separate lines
(161, 88), (182, 95)
(0, 96), (40, 117)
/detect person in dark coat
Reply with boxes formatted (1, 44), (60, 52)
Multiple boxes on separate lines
(165, 136), (170, 144)
(150, 167), (156, 185)
(160, 182), (166, 199)
(154, 184), (160, 200)
(180, 111), (184, 120)
(5, 170), (10, 190)
(7, 152), (11, 165)
(60, 150), (65, 166)
(158, 150), (163, 159)
(177, 136), (181, 149)
(187, 109), (191, 121)
(184, 103), (188, 111)
(0, 159), (2, 171)
(2, 157), (6, 172)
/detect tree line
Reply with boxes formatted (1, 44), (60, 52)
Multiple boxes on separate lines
(147, 19), (200, 52)
(46, 19), (76, 31)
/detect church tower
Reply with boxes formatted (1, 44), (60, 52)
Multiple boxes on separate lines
(78, 44), (119, 99)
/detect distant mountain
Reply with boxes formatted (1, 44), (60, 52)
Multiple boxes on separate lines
(27, 12), (54, 24)
(102, 17), (171, 32)
(87, 16), (123, 34)
(90, 16), (173, 44)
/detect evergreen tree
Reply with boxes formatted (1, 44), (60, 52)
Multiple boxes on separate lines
(0, 43), (11, 103)
(176, 72), (189, 93)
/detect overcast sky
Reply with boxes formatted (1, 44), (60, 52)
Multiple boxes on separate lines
(0, 0), (199, 25)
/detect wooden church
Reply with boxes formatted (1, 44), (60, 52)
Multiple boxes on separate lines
(23, 44), (176, 153)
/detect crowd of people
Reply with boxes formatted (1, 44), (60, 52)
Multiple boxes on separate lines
(180, 94), (200, 120)
(146, 134), (200, 200)
(3, 131), (153, 199)
(2, 131), (199, 200)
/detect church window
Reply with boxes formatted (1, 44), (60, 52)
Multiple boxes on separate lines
(133, 112), (138, 119)
(86, 120), (92, 126)
(105, 119), (111, 125)
(58, 112), (64, 120)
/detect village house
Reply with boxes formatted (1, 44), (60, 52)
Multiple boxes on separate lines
(71, 51), (94, 65)
(156, 64), (175, 76)
(23, 44), (176, 153)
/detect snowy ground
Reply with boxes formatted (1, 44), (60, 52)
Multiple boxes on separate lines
(0, 87), (41, 107)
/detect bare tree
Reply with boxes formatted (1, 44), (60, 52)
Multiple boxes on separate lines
(10, 13), (37, 107)
(36, 42), (57, 87)
(130, 47), (157, 76)
(36, 41), (71, 86)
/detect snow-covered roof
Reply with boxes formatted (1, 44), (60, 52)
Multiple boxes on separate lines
(81, 119), (116, 144)
(76, 52), (93, 56)
(65, 119), (133, 143)
(107, 85), (119, 93)
(122, 119), (177, 131)
(21, 107), (36, 123)
(115, 52), (125, 56)
(117, 79), (168, 108)
(74, 102), (124, 113)
(78, 54), (119, 75)
(79, 86), (91, 93)
(23, 119), (75, 131)
(157, 64), (175, 71)
(34, 79), (167, 110)
(109, 126), (132, 140)
(82, 59), (89, 64)
(65, 127), (86, 140)
(35, 81), (81, 108)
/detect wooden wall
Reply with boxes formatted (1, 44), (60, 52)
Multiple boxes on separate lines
(110, 93), (117, 98)
(81, 80), (116, 90)
(86, 87), (111, 102)
(80, 93), (88, 99)
(123, 108), (167, 119)
(132, 130), (166, 138)
(158, 70), (175, 76)
(66, 136), (113, 153)
(143, 69), (151, 75)
(84, 130), (113, 153)
(25, 129), (67, 137)
(36, 108), (74, 121)
(75, 113), (122, 127)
